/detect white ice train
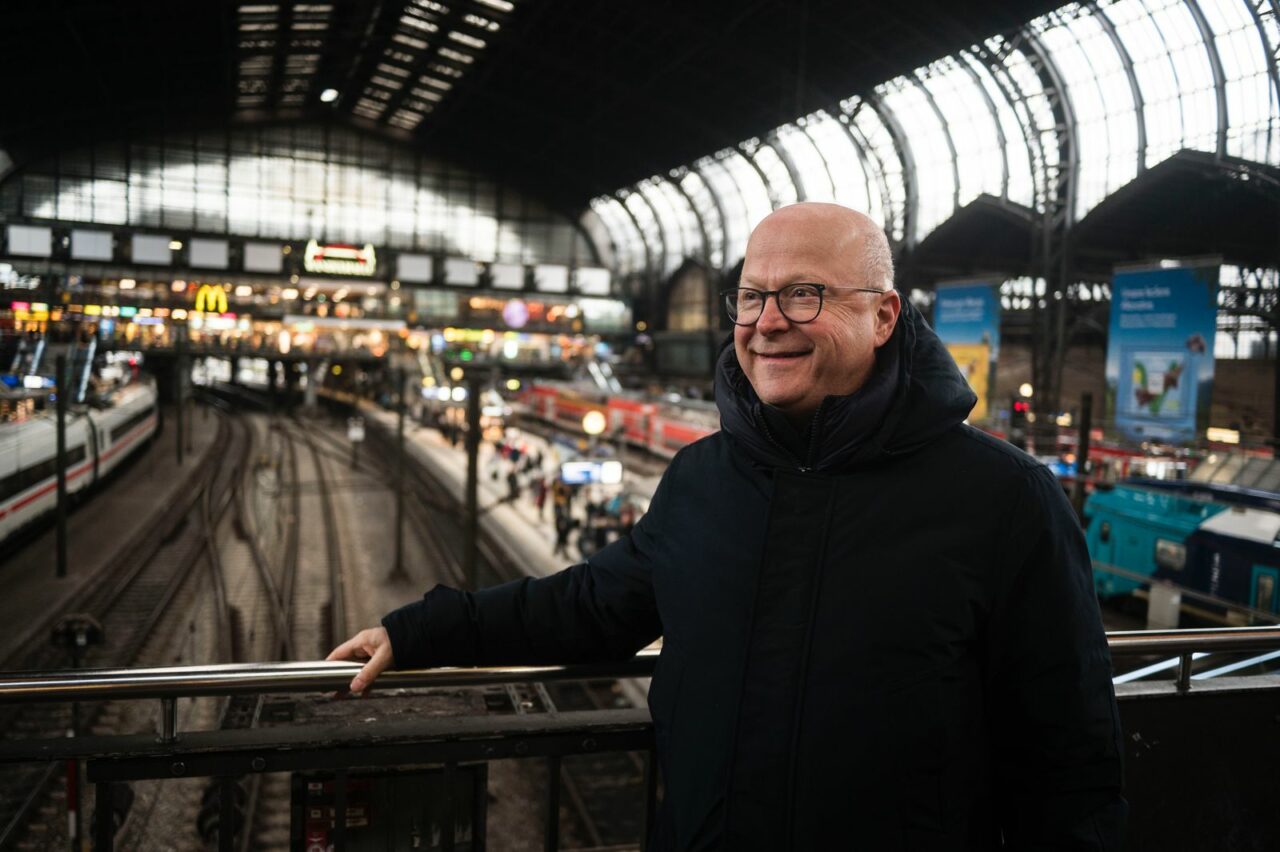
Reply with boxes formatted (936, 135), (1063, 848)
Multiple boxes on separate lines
(0, 378), (159, 544)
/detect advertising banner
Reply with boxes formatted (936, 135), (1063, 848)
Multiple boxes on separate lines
(1105, 263), (1219, 444)
(933, 281), (1000, 421)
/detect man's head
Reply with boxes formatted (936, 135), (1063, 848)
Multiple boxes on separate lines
(733, 202), (901, 422)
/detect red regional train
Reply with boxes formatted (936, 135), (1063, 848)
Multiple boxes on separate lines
(521, 383), (718, 459)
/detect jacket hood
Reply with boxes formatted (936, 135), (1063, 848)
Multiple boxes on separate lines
(714, 299), (977, 471)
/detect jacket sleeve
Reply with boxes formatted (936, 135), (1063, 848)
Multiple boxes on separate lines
(380, 459), (678, 668)
(987, 465), (1127, 850)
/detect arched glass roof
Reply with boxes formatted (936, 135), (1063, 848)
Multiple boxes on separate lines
(587, 0), (1279, 276)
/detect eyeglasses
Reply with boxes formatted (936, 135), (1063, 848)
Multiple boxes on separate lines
(720, 283), (888, 326)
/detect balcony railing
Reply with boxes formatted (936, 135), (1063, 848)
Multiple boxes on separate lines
(1, 630), (1278, 851)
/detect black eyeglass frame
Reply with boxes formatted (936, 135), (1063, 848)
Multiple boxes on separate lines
(720, 283), (890, 326)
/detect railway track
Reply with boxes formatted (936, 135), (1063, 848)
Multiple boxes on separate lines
(0, 404), (250, 851)
(350, 408), (651, 850)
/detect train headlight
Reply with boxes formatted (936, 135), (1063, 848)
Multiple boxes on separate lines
(1155, 538), (1186, 571)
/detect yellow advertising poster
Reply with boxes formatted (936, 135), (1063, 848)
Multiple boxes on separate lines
(946, 342), (990, 421)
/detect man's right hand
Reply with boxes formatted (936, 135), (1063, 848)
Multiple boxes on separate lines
(326, 627), (396, 695)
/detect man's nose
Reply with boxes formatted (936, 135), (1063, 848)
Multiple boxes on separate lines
(755, 294), (790, 333)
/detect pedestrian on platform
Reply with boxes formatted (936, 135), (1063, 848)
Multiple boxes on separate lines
(329, 202), (1125, 850)
(552, 511), (576, 558)
(532, 477), (548, 519)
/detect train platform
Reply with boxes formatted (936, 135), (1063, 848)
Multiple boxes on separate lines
(362, 404), (662, 579)
(0, 408), (219, 665)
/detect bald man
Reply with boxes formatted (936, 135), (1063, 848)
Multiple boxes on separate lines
(331, 203), (1125, 850)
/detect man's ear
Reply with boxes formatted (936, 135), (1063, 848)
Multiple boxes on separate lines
(874, 290), (902, 346)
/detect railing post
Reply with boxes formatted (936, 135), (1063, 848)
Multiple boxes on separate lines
(442, 762), (457, 852)
(544, 755), (561, 852)
(219, 778), (236, 852)
(158, 697), (177, 743)
(333, 769), (347, 852)
(642, 747), (658, 850)
(1176, 653), (1194, 694)
(95, 782), (114, 851)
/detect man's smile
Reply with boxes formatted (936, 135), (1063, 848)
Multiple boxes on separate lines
(753, 350), (811, 361)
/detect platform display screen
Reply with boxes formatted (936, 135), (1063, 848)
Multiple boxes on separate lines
(560, 460), (623, 485)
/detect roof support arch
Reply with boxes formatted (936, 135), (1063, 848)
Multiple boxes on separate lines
(862, 91), (918, 247)
(1242, 0), (1280, 161)
(1090, 4), (1148, 174)
(910, 70), (964, 215)
(1183, 0), (1231, 156)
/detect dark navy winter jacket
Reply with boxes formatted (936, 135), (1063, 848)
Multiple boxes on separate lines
(384, 302), (1126, 850)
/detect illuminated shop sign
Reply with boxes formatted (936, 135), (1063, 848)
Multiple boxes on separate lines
(303, 240), (378, 276)
(194, 284), (229, 314)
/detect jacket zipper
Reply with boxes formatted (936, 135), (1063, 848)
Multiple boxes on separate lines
(801, 399), (827, 472)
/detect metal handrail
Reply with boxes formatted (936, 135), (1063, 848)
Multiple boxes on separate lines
(3, 627), (1280, 705)
(0, 650), (662, 704)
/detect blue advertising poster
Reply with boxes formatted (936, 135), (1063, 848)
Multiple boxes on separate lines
(1105, 264), (1218, 444)
(933, 281), (1000, 421)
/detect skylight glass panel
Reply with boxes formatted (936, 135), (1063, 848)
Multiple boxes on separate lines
(295, 4), (332, 11)
(414, 0), (449, 13)
(677, 169), (725, 267)
(718, 150), (774, 236)
(776, 122), (833, 202)
(239, 38), (276, 50)
(1042, 9), (1139, 218)
(393, 33), (430, 50)
(292, 21), (327, 31)
(1198, 0), (1279, 163)
(420, 76), (453, 91)
(878, 77), (954, 242)
(590, 197), (647, 274)
(957, 51), (1035, 207)
(464, 14), (501, 32)
(385, 49), (415, 64)
(841, 101), (907, 241)
(411, 87), (444, 102)
(917, 58), (1005, 210)
(239, 22), (277, 32)
(622, 191), (665, 272)
(400, 14), (439, 34)
(639, 180), (688, 272)
(803, 111), (875, 218)
(449, 31), (487, 50)
(239, 4), (278, 12)
(990, 40), (1061, 185)
(438, 47), (475, 64)
(475, 0), (514, 12)
(377, 63), (411, 78)
(694, 156), (751, 265)
(749, 143), (797, 206)
(1105, 0), (1216, 166)
(430, 63), (464, 78)
(656, 179), (705, 265)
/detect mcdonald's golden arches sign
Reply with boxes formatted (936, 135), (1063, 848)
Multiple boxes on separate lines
(194, 284), (229, 314)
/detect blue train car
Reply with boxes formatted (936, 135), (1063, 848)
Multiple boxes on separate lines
(1182, 507), (1280, 618)
(1084, 454), (1280, 619)
(1083, 484), (1226, 597)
